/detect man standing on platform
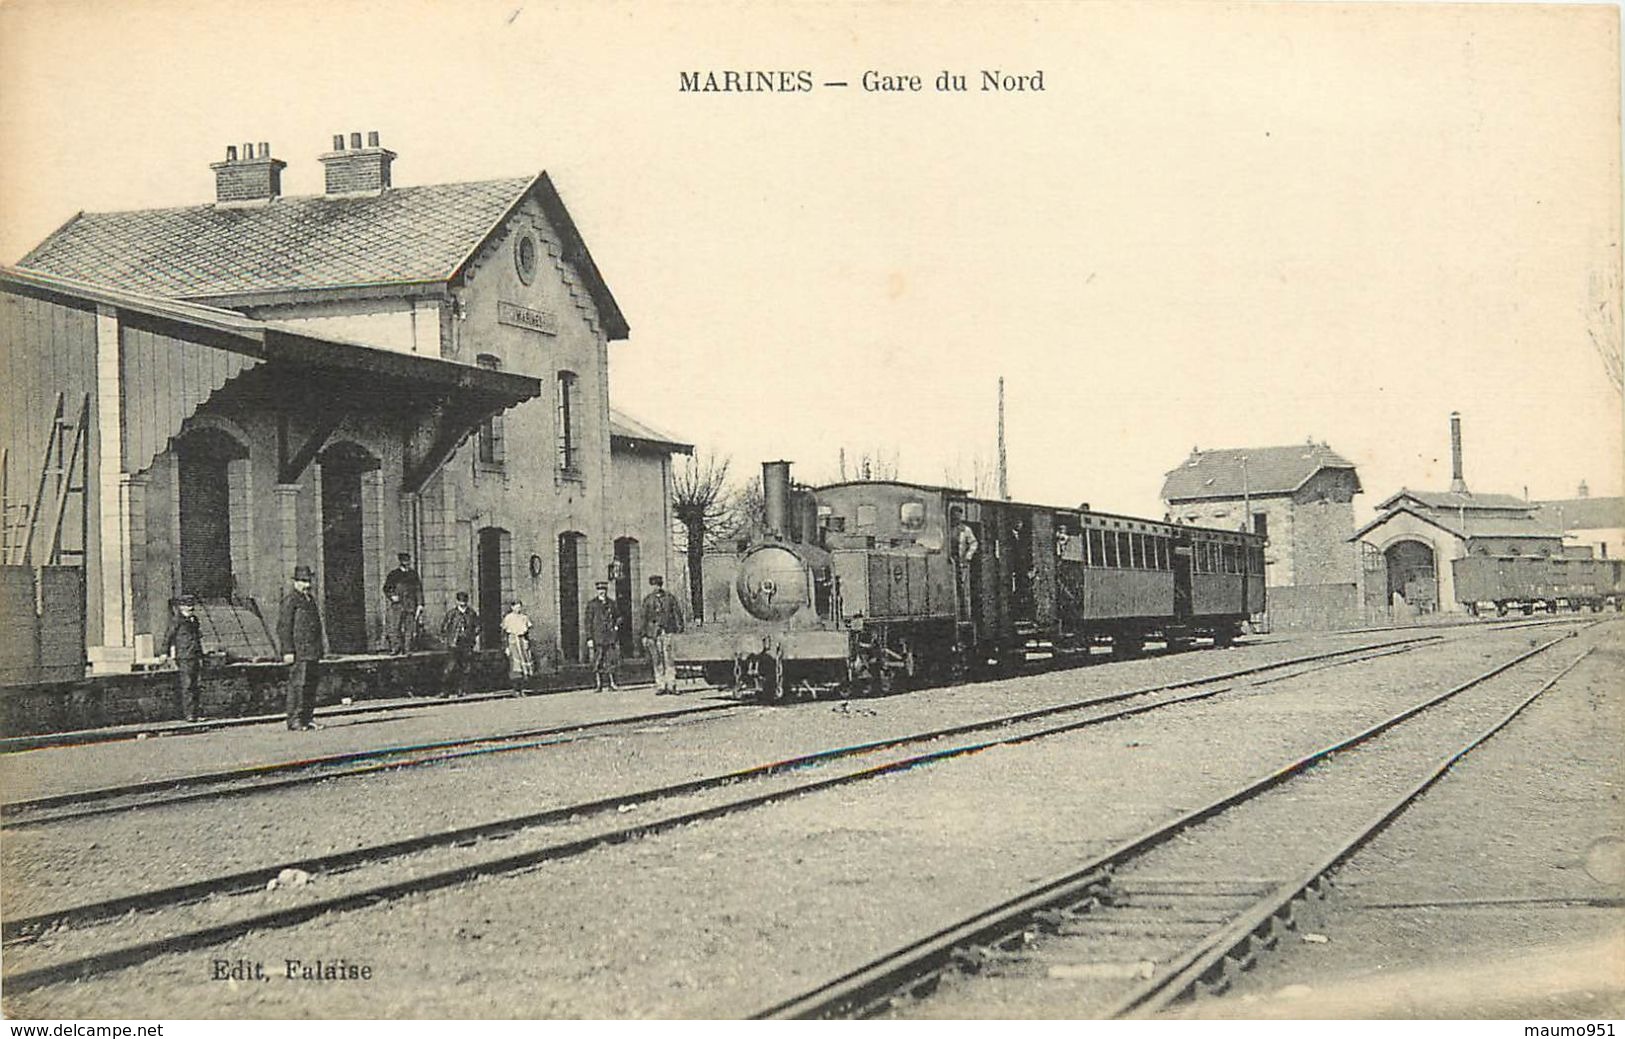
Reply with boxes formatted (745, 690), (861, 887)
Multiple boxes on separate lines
(440, 591), (481, 698)
(641, 575), (684, 694)
(583, 581), (620, 691)
(163, 594), (206, 722)
(382, 552), (423, 654)
(277, 566), (325, 731)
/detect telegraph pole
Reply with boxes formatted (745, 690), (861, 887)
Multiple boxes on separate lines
(997, 377), (1009, 501)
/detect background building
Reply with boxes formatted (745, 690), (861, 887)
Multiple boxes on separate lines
(1536, 482), (1625, 561)
(1352, 413), (1564, 615)
(1161, 441), (1361, 629)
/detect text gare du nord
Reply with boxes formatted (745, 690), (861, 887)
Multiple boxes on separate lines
(678, 70), (1045, 92)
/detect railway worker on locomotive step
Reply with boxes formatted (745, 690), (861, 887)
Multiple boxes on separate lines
(163, 594), (206, 722)
(641, 575), (685, 694)
(277, 566), (326, 731)
(583, 582), (620, 691)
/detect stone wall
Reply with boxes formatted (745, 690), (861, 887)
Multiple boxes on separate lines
(0, 652), (506, 738)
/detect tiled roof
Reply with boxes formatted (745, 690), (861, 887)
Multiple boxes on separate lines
(1536, 496), (1625, 531)
(1352, 504), (1564, 542)
(21, 178), (534, 300)
(609, 406), (692, 454)
(1376, 488), (1532, 513)
(1161, 443), (1358, 502)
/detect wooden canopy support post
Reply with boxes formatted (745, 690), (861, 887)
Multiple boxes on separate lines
(278, 400), (351, 486)
(402, 398), (490, 495)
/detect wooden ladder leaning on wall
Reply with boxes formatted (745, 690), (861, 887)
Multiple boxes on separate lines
(2, 392), (91, 569)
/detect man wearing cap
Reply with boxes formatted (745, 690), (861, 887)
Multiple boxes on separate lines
(640, 575), (685, 694)
(277, 566), (326, 731)
(382, 552), (423, 654)
(162, 595), (206, 722)
(583, 582), (620, 691)
(440, 592), (481, 697)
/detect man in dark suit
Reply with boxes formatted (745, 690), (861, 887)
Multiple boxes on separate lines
(440, 591), (480, 697)
(382, 552), (423, 654)
(583, 581), (620, 691)
(640, 575), (685, 694)
(163, 594), (206, 722)
(277, 565), (326, 731)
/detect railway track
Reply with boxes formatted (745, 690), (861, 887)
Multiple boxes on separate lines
(1, 633), (1450, 992)
(751, 624), (1601, 1019)
(1, 633), (1444, 828)
(0, 700), (748, 827)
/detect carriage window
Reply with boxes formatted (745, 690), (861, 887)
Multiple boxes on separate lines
(899, 501), (926, 530)
(1059, 528), (1085, 562)
(856, 504), (878, 531)
(1118, 532), (1132, 567)
(1088, 528), (1104, 567)
(1129, 534), (1142, 569)
(1103, 531), (1119, 568)
(1156, 537), (1168, 570)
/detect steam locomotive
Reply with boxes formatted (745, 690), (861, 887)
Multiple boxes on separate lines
(1454, 554), (1624, 615)
(668, 461), (1266, 699)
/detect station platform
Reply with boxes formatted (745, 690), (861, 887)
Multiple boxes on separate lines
(0, 681), (739, 806)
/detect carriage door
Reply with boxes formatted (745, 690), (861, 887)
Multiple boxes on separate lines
(1172, 536), (1194, 621)
(1007, 511), (1036, 624)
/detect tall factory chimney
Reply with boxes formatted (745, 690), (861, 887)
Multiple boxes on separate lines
(1448, 411), (1469, 495)
(762, 460), (792, 537)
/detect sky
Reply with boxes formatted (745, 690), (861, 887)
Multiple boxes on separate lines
(1, 0), (1620, 523)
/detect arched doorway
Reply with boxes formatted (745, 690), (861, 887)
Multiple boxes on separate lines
(175, 428), (248, 598)
(557, 531), (586, 664)
(1384, 539), (1438, 612)
(319, 442), (380, 653)
(613, 536), (639, 655)
(477, 527), (508, 650)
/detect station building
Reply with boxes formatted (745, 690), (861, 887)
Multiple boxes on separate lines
(5, 133), (685, 680)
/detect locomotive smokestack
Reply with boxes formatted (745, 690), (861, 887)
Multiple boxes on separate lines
(763, 460), (792, 537)
(1448, 411), (1468, 494)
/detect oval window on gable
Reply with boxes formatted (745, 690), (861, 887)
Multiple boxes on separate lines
(515, 234), (538, 285)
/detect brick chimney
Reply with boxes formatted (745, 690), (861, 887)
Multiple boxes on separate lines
(319, 131), (395, 195)
(1448, 411), (1469, 495)
(210, 142), (286, 204)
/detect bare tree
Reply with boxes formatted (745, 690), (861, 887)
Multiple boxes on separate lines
(728, 474), (765, 538)
(1588, 265), (1622, 395)
(834, 445), (900, 482)
(944, 450), (996, 497)
(670, 450), (732, 617)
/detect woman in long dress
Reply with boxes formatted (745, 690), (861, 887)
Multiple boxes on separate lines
(502, 600), (535, 689)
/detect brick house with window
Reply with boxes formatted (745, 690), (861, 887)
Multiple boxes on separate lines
(16, 133), (683, 669)
(1161, 441), (1362, 629)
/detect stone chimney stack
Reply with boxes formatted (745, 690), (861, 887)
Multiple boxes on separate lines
(1448, 411), (1469, 495)
(210, 141), (286, 204)
(319, 130), (395, 195)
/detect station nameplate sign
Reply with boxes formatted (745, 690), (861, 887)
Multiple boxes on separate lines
(498, 301), (558, 336)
